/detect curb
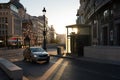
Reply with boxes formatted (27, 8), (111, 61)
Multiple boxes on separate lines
(23, 76), (29, 80)
(50, 54), (120, 66)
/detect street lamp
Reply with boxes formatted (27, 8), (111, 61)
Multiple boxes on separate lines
(42, 7), (47, 51)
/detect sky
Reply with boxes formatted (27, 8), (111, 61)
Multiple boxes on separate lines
(0, 0), (80, 34)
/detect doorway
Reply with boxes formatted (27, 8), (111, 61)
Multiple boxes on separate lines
(102, 27), (108, 45)
(117, 25), (120, 45)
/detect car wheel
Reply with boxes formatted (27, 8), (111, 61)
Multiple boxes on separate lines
(29, 58), (36, 63)
(46, 59), (50, 63)
(28, 57), (32, 62)
(23, 57), (27, 61)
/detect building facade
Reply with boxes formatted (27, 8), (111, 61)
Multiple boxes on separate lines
(30, 16), (44, 46)
(0, 0), (57, 47)
(23, 14), (51, 46)
(0, 0), (26, 47)
(77, 0), (120, 46)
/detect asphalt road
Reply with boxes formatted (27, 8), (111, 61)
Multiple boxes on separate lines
(0, 48), (120, 80)
(13, 57), (120, 80)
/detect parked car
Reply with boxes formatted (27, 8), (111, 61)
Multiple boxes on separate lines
(23, 46), (50, 63)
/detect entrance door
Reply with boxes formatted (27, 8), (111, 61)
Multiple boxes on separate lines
(117, 26), (120, 45)
(102, 27), (108, 45)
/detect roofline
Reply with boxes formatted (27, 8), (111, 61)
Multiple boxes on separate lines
(66, 24), (91, 28)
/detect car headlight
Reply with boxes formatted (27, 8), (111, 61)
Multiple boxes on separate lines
(33, 55), (37, 57)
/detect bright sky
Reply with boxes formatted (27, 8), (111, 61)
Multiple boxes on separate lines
(0, 0), (80, 34)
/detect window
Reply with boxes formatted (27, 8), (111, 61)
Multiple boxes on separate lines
(2, 17), (4, 23)
(0, 31), (1, 36)
(104, 10), (109, 17)
(5, 25), (7, 30)
(3, 12), (5, 15)
(10, 4), (18, 13)
(6, 12), (8, 15)
(2, 31), (4, 35)
(2, 24), (4, 29)
(0, 18), (1, 23)
(0, 24), (2, 30)
(5, 17), (8, 23)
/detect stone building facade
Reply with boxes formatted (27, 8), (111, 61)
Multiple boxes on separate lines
(0, 0), (59, 47)
(0, 0), (26, 47)
(77, 0), (120, 46)
(22, 14), (49, 46)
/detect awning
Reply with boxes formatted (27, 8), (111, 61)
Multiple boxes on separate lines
(8, 40), (21, 42)
(8, 37), (22, 42)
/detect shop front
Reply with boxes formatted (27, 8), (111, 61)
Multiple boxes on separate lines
(7, 37), (22, 48)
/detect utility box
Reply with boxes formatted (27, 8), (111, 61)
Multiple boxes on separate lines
(57, 46), (64, 55)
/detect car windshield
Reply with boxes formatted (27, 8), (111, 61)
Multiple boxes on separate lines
(30, 47), (45, 52)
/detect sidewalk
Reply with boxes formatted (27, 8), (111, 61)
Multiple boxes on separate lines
(48, 49), (120, 66)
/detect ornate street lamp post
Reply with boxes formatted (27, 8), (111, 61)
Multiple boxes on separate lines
(42, 7), (47, 51)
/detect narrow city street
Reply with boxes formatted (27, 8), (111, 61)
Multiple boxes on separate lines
(14, 57), (120, 80)
(0, 48), (120, 80)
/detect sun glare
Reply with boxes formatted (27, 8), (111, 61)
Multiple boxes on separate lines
(39, 58), (69, 80)
(72, 28), (78, 34)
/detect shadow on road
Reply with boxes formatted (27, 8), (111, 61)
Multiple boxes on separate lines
(13, 57), (66, 80)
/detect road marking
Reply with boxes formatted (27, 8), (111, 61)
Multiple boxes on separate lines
(23, 76), (29, 80)
(52, 61), (68, 80)
(38, 58), (63, 80)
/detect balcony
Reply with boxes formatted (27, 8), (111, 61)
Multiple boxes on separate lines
(85, 0), (111, 21)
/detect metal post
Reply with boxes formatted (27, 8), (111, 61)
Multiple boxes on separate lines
(17, 38), (19, 48)
(67, 28), (68, 53)
(42, 7), (47, 51)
